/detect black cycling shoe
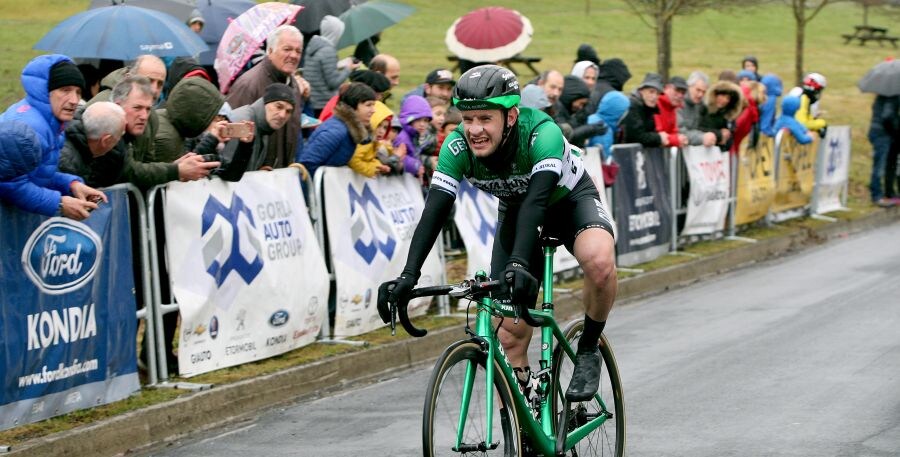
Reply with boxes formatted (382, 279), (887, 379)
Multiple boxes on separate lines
(565, 348), (602, 402)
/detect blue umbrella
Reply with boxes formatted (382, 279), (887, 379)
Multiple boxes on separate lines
(196, 0), (256, 66)
(34, 5), (208, 61)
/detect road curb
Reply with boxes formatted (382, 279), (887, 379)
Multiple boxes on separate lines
(6, 208), (898, 456)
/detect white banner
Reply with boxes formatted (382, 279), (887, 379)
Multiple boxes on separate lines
(454, 179), (498, 278)
(681, 146), (730, 236)
(322, 168), (441, 337)
(583, 146), (618, 240)
(812, 125), (850, 214)
(164, 169), (329, 377)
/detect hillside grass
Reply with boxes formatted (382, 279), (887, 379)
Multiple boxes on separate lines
(0, 0), (894, 445)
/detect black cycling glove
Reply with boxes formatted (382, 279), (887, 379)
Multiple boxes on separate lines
(503, 263), (539, 306)
(377, 275), (416, 324)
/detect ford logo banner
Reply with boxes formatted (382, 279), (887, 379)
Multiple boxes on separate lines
(21, 218), (103, 295)
(269, 310), (290, 327)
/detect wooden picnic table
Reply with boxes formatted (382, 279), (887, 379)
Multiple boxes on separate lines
(842, 25), (898, 48)
(446, 54), (542, 76)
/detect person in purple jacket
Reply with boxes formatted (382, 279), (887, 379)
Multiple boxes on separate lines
(393, 95), (435, 183)
(0, 54), (106, 220)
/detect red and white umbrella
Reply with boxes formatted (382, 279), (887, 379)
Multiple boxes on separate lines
(445, 6), (533, 62)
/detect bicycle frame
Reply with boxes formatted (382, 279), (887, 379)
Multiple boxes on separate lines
(457, 244), (612, 456)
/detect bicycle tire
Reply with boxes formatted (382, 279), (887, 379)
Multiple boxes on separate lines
(423, 340), (521, 456)
(549, 320), (625, 457)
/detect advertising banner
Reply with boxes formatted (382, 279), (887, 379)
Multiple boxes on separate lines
(681, 145), (730, 235)
(734, 136), (777, 225)
(611, 145), (672, 267)
(773, 132), (819, 214)
(0, 189), (139, 430)
(812, 125), (851, 215)
(322, 168), (442, 337)
(164, 169), (329, 377)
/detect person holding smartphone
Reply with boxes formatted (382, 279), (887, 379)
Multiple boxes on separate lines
(220, 83), (295, 173)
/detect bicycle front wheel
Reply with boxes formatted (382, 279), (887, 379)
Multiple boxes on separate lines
(423, 340), (521, 457)
(550, 320), (625, 457)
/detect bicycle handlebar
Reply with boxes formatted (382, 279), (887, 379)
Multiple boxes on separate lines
(391, 278), (543, 337)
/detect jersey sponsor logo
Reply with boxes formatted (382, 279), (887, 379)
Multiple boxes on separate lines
(469, 174), (531, 197)
(531, 158), (562, 175)
(447, 137), (467, 156)
(432, 171), (460, 194)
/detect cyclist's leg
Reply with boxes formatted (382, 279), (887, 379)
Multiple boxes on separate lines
(553, 176), (617, 400)
(491, 204), (543, 370)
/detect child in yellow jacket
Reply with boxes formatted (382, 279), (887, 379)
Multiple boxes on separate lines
(348, 101), (405, 178)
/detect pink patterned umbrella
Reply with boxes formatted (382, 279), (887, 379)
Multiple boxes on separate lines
(215, 2), (303, 93)
(445, 6), (533, 63)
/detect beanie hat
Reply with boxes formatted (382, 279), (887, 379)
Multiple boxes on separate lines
(736, 70), (758, 82)
(349, 69), (391, 93)
(48, 61), (85, 92)
(264, 83), (296, 106)
(339, 82), (376, 108)
(560, 75), (590, 111)
(575, 44), (600, 66)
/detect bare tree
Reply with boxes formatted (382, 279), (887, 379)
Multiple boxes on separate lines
(790, 0), (830, 86)
(622, 0), (720, 80)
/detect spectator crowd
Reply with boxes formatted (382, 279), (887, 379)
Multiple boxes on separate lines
(1, 13), (897, 370)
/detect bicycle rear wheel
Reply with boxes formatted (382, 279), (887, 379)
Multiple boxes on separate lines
(550, 320), (625, 457)
(423, 340), (521, 456)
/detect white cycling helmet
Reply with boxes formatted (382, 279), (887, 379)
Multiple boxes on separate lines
(802, 72), (827, 91)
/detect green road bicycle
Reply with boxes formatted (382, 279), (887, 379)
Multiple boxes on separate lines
(384, 237), (625, 456)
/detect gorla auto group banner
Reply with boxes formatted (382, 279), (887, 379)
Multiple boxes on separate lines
(0, 188), (138, 430)
(611, 144), (672, 267)
(681, 145), (730, 235)
(164, 169), (329, 377)
(322, 168), (442, 337)
(812, 125), (850, 215)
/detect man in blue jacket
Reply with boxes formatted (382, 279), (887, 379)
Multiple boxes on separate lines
(0, 54), (106, 220)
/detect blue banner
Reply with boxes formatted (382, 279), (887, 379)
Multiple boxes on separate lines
(0, 188), (139, 430)
(611, 145), (673, 266)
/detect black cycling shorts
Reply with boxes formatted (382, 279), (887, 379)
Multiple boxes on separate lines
(490, 174), (615, 282)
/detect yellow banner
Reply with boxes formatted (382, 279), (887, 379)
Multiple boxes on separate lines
(735, 136), (776, 225)
(772, 133), (819, 213)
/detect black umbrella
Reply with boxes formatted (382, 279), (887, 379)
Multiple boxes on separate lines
(88, 0), (195, 22)
(291, 0), (359, 33)
(858, 59), (900, 96)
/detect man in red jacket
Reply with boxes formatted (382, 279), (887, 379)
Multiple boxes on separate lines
(654, 76), (689, 148)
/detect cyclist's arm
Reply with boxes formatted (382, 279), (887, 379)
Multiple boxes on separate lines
(399, 132), (468, 279)
(400, 189), (454, 279)
(507, 170), (557, 268)
(507, 120), (565, 268)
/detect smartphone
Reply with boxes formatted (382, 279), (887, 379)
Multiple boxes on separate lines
(223, 123), (252, 138)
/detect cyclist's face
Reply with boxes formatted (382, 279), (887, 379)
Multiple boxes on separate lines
(461, 108), (517, 158)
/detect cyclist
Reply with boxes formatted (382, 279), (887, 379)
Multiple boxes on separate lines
(378, 65), (617, 401)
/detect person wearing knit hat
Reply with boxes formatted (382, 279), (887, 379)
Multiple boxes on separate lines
(575, 43), (601, 66)
(349, 69), (391, 96)
(299, 82), (376, 178)
(0, 54), (105, 219)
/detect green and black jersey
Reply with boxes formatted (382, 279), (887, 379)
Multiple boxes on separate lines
(431, 108), (585, 205)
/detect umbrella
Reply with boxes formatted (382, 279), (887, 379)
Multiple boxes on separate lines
(291, 0), (356, 34)
(34, 5), (208, 60)
(88, 0), (195, 21)
(215, 2), (303, 93)
(445, 6), (533, 63)
(857, 58), (900, 96)
(196, 0), (256, 66)
(335, 1), (415, 50)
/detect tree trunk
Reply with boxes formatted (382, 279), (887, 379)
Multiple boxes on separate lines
(863, 4), (868, 26)
(655, 13), (671, 80)
(795, 16), (805, 86)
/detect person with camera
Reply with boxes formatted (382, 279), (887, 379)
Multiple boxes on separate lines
(304, 15), (360, 117)
(219, 83), (295, 174)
